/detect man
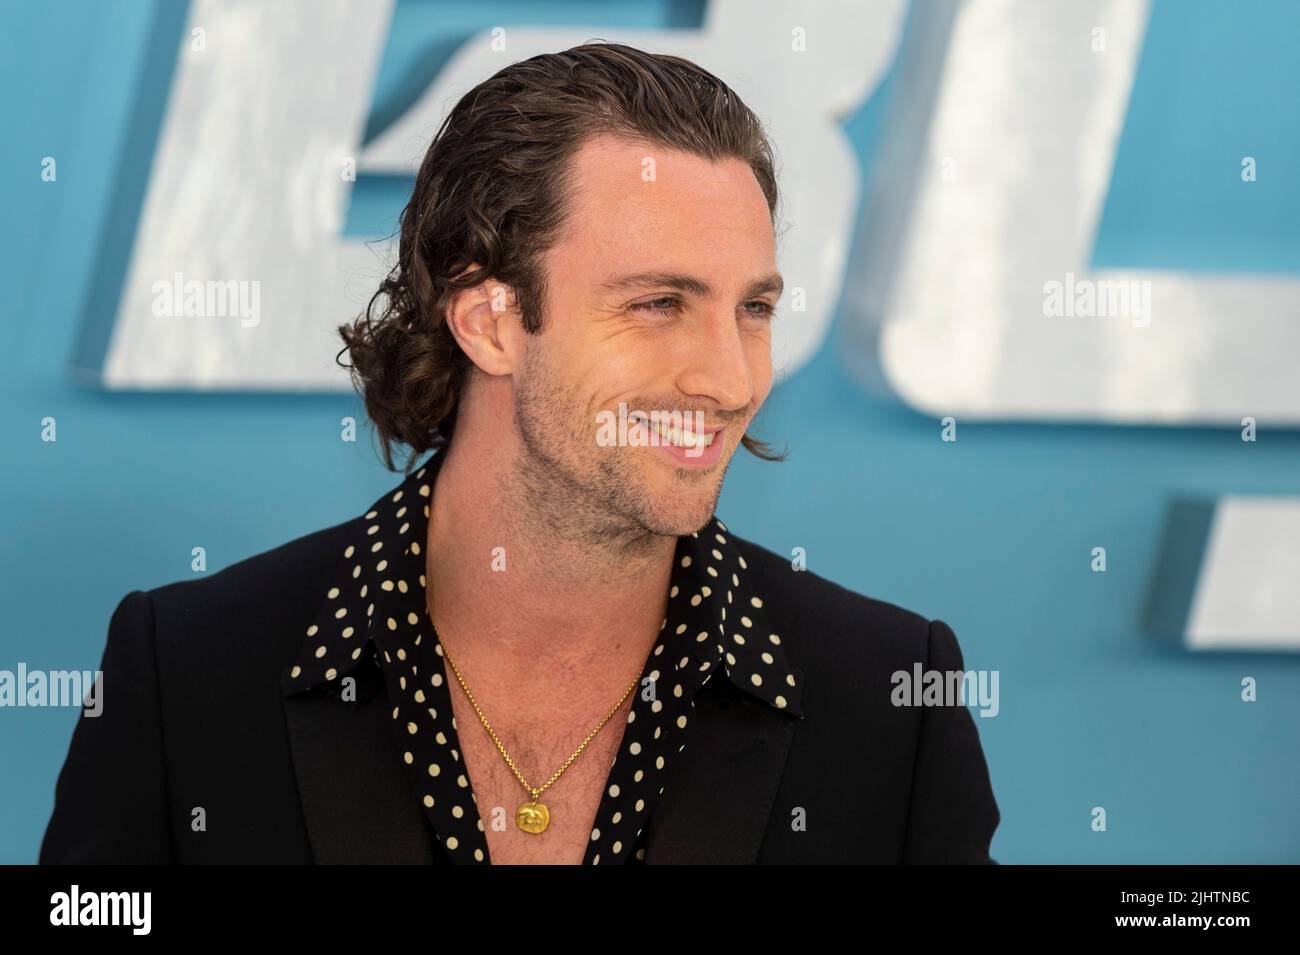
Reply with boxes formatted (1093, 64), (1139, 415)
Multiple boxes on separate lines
(41, 42), (999, 864)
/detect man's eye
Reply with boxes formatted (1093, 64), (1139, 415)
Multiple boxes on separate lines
(630, 298), (776, 319)
(631, 297), (680, 316)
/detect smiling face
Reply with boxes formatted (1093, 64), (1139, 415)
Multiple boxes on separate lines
(511, 133), (781, 538)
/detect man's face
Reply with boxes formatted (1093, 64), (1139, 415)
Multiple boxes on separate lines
(513, 133), (780, 538)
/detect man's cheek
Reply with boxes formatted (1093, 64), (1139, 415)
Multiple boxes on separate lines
(750, 367), (775, 412)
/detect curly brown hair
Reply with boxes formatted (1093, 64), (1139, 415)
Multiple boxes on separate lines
(338, 41), (787, 472)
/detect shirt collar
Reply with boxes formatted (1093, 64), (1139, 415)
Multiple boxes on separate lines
(283, 449), (805, 719)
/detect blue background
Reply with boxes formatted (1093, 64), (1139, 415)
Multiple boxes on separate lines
(2, 0), (1297, 863)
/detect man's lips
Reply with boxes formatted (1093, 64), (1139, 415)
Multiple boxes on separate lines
(627, 412), (726, 450)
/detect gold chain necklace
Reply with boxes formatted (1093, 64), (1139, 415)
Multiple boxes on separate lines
(435, 627), (642, 834)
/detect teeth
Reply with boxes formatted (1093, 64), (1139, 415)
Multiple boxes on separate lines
(635, 416), (716, 448)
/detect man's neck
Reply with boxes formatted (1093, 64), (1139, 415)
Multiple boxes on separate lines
(424, 427), (676, 703)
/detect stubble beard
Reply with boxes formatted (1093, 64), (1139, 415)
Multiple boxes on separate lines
(511, 344), (727, 562)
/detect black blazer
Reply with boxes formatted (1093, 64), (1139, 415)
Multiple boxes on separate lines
(40, 517), (1001, 864)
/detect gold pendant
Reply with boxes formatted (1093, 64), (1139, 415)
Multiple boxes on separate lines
(516, 800), (550, 834)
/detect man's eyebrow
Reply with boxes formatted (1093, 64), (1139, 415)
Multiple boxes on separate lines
(599, 271), (784, 299)
(742, 273), (785, 298)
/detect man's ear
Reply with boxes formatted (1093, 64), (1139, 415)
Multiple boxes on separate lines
(442, 270), (525, 376)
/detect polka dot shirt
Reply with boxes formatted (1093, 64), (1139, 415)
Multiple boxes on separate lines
(284, 450), (805, 864)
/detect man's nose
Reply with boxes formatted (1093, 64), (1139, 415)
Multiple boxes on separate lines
(674, 311), (756, 413)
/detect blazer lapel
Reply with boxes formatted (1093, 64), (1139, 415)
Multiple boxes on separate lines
(281, 668), (437, 864)
(642, 673), (801, 864)
(280, 660), (800, 864)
